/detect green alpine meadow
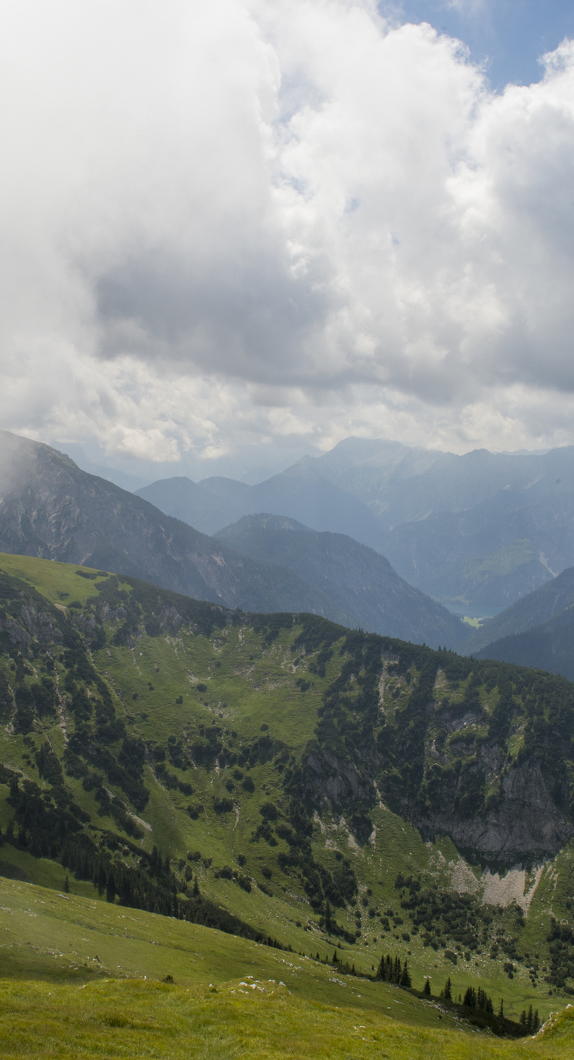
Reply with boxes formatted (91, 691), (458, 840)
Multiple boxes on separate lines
(3, 550), (574, 1056)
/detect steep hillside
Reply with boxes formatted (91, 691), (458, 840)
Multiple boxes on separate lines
(473, 605), (574, 681)
(214, 514), (464, 647)
(460, 567), (574, 655)
(3, 552), (574, 1016)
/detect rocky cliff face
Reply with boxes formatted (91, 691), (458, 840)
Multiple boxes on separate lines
(301, 743), (574, 862)
(415, 759), (574, 861)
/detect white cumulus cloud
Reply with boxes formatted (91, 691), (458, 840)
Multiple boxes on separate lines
(0, 0), (573, 465)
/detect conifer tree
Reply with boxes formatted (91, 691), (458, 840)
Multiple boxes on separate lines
(400, 961), (411, 988)
(94, 861), (107, 896)
(106, 870), (116, 904)
(423, 978), (431, 996)
(463, 986), (476, 1008)
(441, 977), (452, 1001)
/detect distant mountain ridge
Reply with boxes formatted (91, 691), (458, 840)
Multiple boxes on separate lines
(0, 431), (462, 648)
(138, 460), (379, 542)
(313, 438), (574, 528)
(214, 513), (464, 646)
(137, 437), (574, 613)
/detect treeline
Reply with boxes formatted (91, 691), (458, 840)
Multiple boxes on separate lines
(306, 947), (535, 1040)
(60, 837), (287, 948)
(419, 969), (529, 1039)
(325, 949), (529, 1040)
(377, 953), (411, 986)
(0, 763), (285, 951)
(77, 840), (281, 948)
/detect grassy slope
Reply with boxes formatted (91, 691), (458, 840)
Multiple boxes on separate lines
(0, 552), (570, 1027)
(1, 876), (572, 1060)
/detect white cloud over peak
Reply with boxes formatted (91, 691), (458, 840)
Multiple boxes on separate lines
(0, 0), (574, 466)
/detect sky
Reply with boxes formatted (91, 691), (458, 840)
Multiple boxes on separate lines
(1, 0), (574, 484)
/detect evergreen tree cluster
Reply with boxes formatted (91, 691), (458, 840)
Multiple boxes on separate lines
(393, 872), (511, 959)
(546, 917), (574, 987)
(377, 953), (412, 987)
(59, 836), (285, 947)
(434, 975), (528, 1038)
(519, 1005), (540, 1033)
(1, 761), (283, 949)
(249, 790), (358, 924)
(462, 985), (493, 1012)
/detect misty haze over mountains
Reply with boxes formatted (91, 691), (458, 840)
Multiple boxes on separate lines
(138, 436), (574, 616)
(7, 426), (574, 672)
(0, 430), (463, 649)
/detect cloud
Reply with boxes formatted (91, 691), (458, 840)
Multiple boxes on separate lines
(0, 0), (574, 464)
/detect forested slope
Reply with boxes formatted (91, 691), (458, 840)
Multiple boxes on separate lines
(3, 552), (574, 1006)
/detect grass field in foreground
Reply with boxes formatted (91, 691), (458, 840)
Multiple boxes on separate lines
(0, 977), (567, 1060)
(1, 877), (573, 1059)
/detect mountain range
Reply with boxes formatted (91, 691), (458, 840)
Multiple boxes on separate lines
(0, 430), (462, 648)
(137, 437), (574, 614)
